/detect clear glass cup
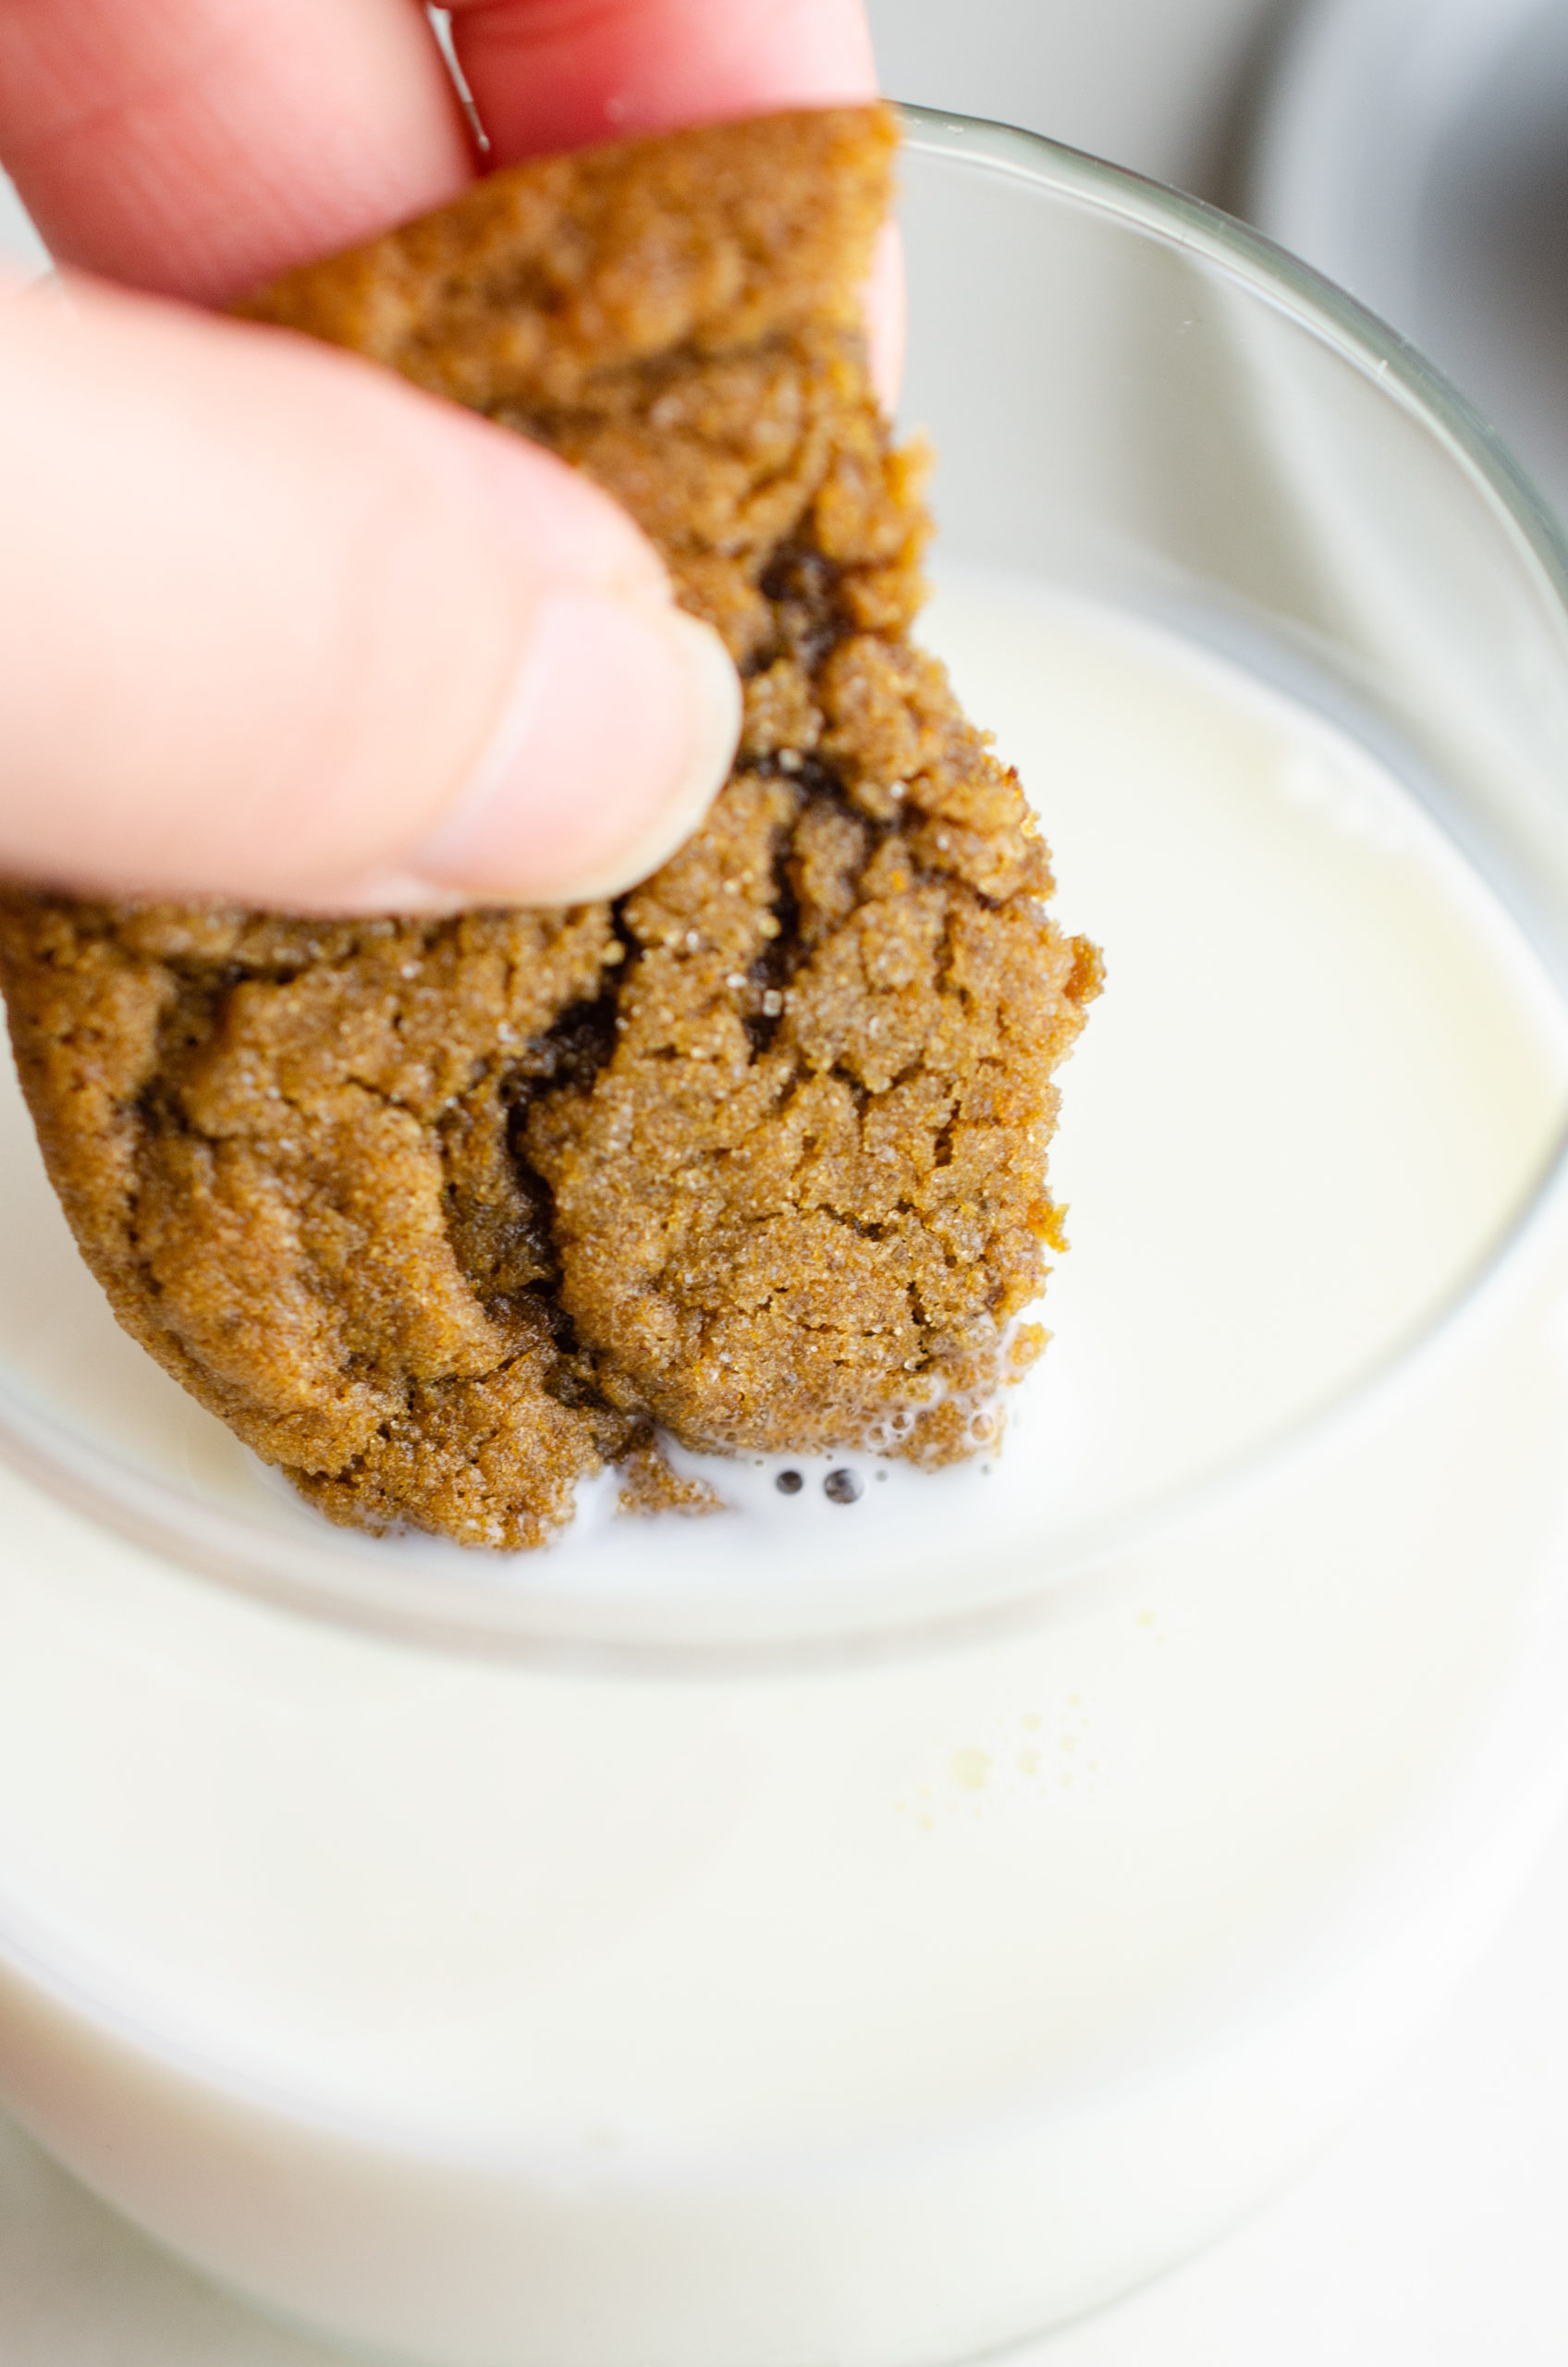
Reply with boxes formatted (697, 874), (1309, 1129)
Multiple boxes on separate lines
(2, 106), (1568, 2367)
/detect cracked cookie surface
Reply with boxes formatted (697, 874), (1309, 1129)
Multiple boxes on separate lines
(0, 105), (1101, 1550)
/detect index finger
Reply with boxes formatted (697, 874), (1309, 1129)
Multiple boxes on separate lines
(446, 0), (876, 165)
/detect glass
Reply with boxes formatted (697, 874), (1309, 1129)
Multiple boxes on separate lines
(1, 107), (1568, 2365)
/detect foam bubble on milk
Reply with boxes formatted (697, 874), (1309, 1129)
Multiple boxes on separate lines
(246, 561), (1568, 1600)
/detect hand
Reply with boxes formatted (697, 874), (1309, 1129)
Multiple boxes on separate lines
(0, 0), (883, 912)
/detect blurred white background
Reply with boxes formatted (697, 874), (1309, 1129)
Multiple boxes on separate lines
(8, 1), (1568, 2360)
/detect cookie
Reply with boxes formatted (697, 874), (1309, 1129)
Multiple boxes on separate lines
(0, 106), (1101, 1549)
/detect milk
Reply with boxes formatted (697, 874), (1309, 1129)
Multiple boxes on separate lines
(0, 571), (1565, 2364)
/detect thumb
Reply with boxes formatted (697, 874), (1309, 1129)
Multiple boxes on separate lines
(0, 272), (741, 912)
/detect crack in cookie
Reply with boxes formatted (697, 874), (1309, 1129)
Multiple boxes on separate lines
(0, 106), (1101, 1550)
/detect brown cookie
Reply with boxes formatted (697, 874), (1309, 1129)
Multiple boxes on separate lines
(0, 105), (1101, 1551)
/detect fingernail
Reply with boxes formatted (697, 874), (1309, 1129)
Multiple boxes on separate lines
(409, 591), (741, 906)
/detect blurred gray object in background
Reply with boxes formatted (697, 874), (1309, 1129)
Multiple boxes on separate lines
(865, 0), (1285, 200)
(1253, 0), (1568, 531)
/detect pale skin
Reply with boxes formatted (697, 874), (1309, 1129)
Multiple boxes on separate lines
(0, 0), (893, 913)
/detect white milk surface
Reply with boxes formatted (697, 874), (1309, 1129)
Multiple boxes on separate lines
(0, 573), (1566, 2365)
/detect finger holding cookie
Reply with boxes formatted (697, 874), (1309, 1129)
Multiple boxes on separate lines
(0, 0), (885, 914)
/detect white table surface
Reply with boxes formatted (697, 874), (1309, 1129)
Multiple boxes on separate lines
(7, 2), (1568, 2358)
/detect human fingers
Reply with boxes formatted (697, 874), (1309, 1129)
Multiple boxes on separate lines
(0, 0), (472, 304)
(0, 0), (878, 304)
(0, 272), (740, 911)
(863, 217), (905, 412)
(445, 0), (876, 161)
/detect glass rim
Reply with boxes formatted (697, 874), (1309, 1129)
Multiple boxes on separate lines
(5, 103), (1568, 1674)
(899, 102), (1568, 620)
